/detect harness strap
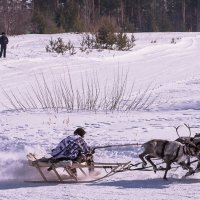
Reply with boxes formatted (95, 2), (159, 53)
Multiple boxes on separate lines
(183, 145), (186, 154)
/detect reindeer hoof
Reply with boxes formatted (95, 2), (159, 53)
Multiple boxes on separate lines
(142, 163), (147, 168)
(185, 171), (195, 177)
(182, 166), (188, 170)
(158, 166), (165, 170)
(153, 166), (157, 173)
(195, 168), (200, 173)
(185, 173), (190, 177)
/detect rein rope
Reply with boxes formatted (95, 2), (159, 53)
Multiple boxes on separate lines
(94, 143), (142, 150)
(107, 159), (199, 174)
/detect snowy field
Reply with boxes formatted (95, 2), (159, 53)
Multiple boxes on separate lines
(1, 32), (200, 200)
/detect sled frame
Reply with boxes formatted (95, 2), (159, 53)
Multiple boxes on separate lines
(27, 153), (130, 183)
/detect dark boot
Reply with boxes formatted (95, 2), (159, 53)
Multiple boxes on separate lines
(0, 47), (3, 58)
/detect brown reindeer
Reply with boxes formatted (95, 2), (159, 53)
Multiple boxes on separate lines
(174, 124), (200, 173)
(139, 139), (199, 180)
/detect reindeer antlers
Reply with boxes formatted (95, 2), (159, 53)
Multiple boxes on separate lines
(174, 125), (181, 138)
(184, 123), (192, 137)
(174, 124), (192, 138)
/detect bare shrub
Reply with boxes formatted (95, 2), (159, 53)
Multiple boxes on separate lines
(1, 70), (158, 113)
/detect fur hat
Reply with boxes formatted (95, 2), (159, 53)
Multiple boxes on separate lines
(74, 128), (86, 137)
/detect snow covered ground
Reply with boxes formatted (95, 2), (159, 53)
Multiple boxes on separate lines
(1, 32), (200, 200)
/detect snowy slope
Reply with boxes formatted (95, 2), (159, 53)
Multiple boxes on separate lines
(0, 32), (200, 200)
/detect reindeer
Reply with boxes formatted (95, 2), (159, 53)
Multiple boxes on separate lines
(139, 139), (199, 180)
(175, 124), (200, 172)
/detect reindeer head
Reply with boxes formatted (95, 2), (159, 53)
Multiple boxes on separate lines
(174, 124), (200, 156)
(186, 141), (199, 156)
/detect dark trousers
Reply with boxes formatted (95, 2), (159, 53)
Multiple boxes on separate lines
(48, 154), (94, 173)
(0, 45), (7, 58)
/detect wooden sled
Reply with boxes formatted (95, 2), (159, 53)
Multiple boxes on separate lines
(26, 153), (131, 183)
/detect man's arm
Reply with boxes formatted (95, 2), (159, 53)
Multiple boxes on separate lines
(77, 137), (91, 154)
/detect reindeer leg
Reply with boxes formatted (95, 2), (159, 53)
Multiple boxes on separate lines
(139, 152), (147, 168)
(194, 153), (200, 172)
(196, 161), (200, 169)
(163, 161), (171, 180)
(145, 155), (157, 173)
(180, 159), (190, 170)
(180, 161), (194, 176)
(194, 161), (200, 173)
(186, 157), (191, 168)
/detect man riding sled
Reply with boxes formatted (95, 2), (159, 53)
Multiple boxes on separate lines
(48, 128), (95, 175)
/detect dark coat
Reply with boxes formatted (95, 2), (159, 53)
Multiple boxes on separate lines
(0, 35), (9, 47)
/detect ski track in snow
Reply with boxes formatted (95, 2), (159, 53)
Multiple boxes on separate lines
(0, 32), (200, 199)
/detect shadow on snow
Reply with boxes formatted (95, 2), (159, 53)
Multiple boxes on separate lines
(91, 178), (200, 189)
(0, 180), (58, 190)
(0, 178), (200, 190)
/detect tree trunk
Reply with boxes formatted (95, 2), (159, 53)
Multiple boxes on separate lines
(137, 0), (142, 31)
(197, 0), (200, 31)
(182, 0), (186, 31)
(92, 0), (95, 23)
(2, 0), (8, 33)
(120, 0), (124, 27)
(98, 0), (100, 16)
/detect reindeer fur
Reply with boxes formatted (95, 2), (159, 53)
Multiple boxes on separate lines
(139, 139), (198, 179)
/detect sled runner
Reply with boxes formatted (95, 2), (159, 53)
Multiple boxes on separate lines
(26, 153), (131, 183)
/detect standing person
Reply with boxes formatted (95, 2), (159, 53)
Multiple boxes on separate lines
(0, 32), (9, 58)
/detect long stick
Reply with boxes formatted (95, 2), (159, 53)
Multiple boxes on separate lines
(94, 143), (142, 150)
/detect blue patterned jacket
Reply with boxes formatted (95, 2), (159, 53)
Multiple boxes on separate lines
(51, 135), (90, 160)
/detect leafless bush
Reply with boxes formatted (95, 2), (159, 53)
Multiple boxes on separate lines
(1, 70), (159, 113)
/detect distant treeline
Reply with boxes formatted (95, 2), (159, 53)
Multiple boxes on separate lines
(1, 0), (200, 35)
